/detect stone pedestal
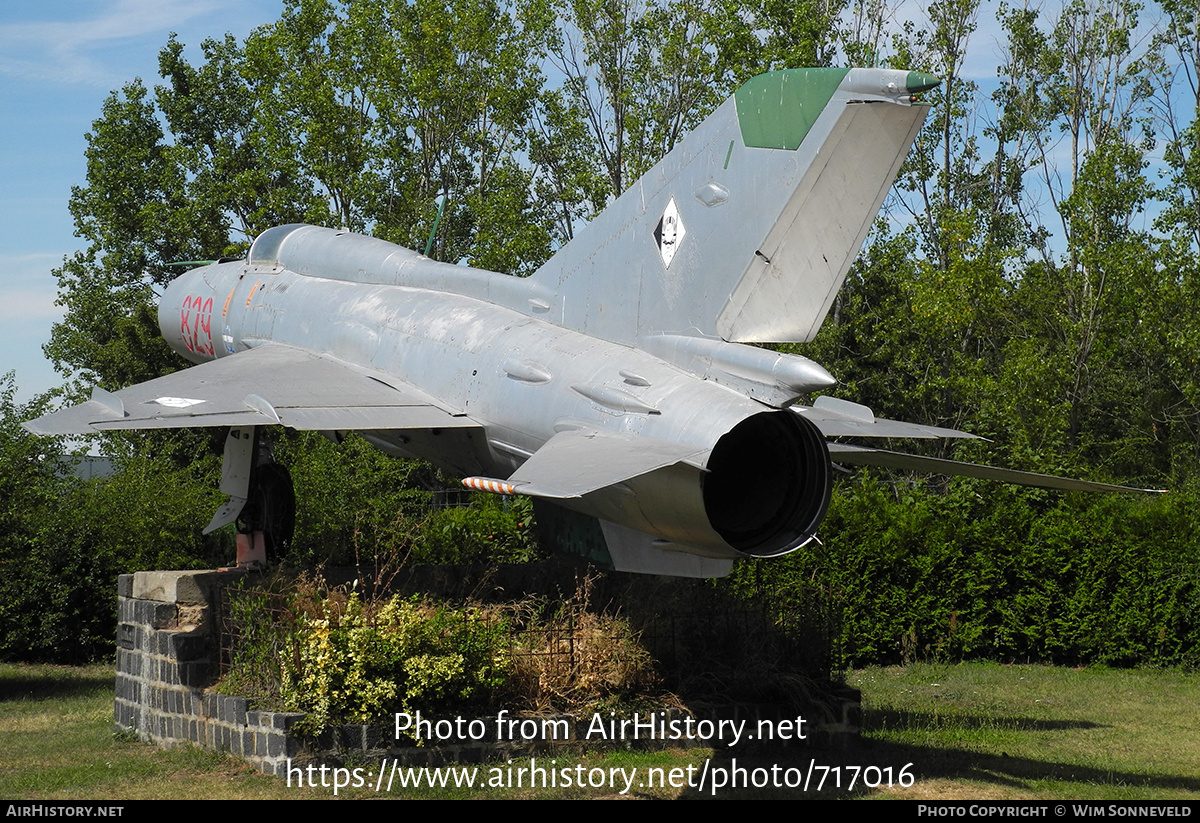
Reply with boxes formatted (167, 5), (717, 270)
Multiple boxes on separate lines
(114, 570), (307, 776)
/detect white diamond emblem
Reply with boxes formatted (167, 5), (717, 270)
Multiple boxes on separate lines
(654, 198), (686, 268)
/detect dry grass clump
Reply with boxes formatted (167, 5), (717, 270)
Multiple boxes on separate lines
(502, 575), (668, 713)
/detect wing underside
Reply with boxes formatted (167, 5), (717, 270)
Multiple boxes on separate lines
(23, 344), (479, 435)
(827, 443), (1162, 494)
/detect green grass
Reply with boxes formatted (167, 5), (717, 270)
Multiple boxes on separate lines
(2, 661), (1198, 799)
(0, 664), (300, 799)
(0, 663), (710, 799)
(850, 663), (1200, 800)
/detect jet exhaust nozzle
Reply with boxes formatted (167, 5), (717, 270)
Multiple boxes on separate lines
(702, 411), (832, 557)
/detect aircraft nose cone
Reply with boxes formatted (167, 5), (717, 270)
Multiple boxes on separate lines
(906, 72), (941, 94)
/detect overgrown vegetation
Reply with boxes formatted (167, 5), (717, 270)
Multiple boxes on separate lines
(219, 573), (666, 733)
(501, 575), (662, 712)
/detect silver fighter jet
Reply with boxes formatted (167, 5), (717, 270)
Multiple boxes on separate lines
(26, 67), (1157, 577)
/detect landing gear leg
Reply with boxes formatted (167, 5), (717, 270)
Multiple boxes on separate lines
(205, 426), (295, 569)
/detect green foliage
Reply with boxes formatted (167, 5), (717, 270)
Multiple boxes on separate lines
(277, 591), (509, 735)
(734, 477), (1200, 669)
(0, 376), (226, 662)
(216, 582), (289, 701)
(32, 458), (225, 662)
(412, 495), (539, 565)
(266, 430), (540, 567)
(270, 431), (435, 566)
(0, 376), (62, 546)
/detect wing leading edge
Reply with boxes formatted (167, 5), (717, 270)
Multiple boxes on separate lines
(827, 443), (1164, 494)
(502, 430), (707, 498)
(794, 398), (1161, 494)
(22, 344), (479, 436)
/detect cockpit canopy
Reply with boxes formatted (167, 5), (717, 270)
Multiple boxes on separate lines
(247, 224), (308, 267)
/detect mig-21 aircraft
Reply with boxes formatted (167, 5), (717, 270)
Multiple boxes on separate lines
(25, 67), (1156, 578)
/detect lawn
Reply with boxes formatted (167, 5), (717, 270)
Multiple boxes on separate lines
(2, 661), (1197, 799)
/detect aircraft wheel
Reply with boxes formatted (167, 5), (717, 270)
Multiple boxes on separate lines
(246, 462), (296, 561)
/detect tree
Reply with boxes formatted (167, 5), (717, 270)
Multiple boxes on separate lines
(1142, 0), (1200, 472)
(989, 0), (1165, 479)
(157, 33), (326, 245)
(540, 0), (850, 212)
(45, 81), (216, 392)
(238, 0), (556, 270)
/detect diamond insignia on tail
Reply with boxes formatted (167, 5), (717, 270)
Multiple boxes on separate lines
(654, 197), (686, 268)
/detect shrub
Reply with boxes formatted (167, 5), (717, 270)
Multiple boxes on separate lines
(220, 572), (668, 732)
(223, 576), (509, 735)
(731, 476), (1200, 669)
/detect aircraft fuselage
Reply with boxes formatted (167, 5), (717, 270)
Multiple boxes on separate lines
(158, 229), (833, 562)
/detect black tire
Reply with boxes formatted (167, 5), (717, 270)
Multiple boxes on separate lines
(243, 462), (296, 560)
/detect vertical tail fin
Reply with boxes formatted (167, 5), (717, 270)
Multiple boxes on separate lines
(530, 68), (938, 345)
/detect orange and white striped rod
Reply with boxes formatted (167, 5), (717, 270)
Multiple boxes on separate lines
(462, 476), (517, 495)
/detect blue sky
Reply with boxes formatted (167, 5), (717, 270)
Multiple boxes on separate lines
(0, 0), (284, 404)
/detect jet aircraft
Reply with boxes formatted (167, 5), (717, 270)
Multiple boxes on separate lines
(25, 67), (1156, 578)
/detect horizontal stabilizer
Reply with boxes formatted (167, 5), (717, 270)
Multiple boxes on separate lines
(828, 443), (1165, 494)
(23, 345), (477, 435)
(796, 397), (982, 439)
(505, 430), (708, 498)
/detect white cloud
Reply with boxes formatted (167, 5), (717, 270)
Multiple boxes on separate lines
(0, 0), (229, 86)
(0, 252), (68, 402)
(0, 286), (63, 324)
(0, 251), (66, 321)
